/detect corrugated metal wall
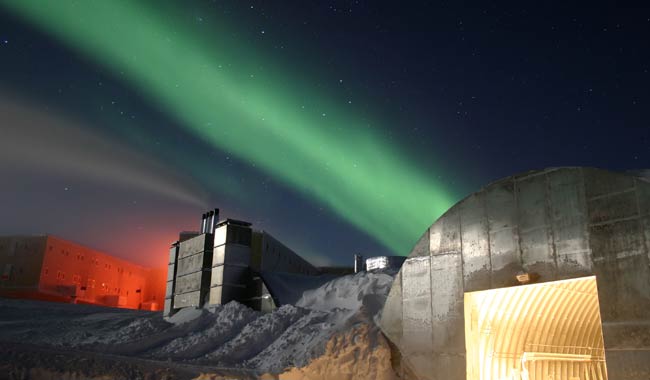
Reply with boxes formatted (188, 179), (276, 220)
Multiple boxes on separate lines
(380, 167), (650, 380)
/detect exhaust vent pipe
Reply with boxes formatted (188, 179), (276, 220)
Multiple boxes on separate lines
(199, 208), (220, 234)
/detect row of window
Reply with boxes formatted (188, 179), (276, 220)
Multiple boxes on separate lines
(47, 247), (134, 276)
(48, 269), (138, 296)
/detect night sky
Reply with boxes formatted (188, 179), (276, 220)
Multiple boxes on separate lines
(1, 1), (648, 268)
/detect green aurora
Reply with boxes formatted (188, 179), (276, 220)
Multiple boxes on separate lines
(2, 0), (456, 255)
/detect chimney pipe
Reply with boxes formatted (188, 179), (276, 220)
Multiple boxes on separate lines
(354, 254), (364, 273)
(208, 211), (215, 234)
(212, 208), (220, 232)
(200, 213), (207, 234)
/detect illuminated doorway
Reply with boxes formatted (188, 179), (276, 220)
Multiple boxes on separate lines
(464, 276), (608, 380)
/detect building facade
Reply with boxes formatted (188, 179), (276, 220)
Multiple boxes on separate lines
(0, 235), (165, 310)
(380, 167), (650, 380)
(165, 216), (319, 316)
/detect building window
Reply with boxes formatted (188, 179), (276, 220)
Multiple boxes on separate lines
(2, 264), (13, 280)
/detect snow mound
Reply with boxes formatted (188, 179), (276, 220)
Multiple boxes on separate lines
(203, 304), (309, 366)
(297, 271), (393, 312)
(0, 271), (398, 378)
(150, 302), (260, 360)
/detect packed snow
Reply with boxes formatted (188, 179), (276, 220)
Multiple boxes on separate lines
(0, 271), (398, 379)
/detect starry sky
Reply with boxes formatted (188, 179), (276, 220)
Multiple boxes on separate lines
(0, 1), (648, 268)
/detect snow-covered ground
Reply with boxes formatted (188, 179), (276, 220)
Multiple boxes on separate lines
(0, 271), (398, 380)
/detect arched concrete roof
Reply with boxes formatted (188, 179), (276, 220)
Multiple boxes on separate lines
(379, 167), (650, 380)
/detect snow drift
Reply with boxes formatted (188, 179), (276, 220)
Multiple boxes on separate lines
(0, 271), (398, 379)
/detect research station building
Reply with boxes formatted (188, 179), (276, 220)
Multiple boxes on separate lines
(0, 235), (165, 310)
(165, 210), (320, 316)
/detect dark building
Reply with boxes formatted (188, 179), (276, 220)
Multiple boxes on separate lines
(0, 235), (165, 310)
(165, 210), (320, 316)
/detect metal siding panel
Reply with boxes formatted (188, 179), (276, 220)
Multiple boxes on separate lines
(210, 264), (247, 286)
(212, 244), (251, 267)
(165, 281), (174, 299)
(645, 216), (650, 264)
(411, 228), (430, 257)
(584, 168), (635, 199)
(438, 207), (461, 255)
(163, 298), (173, 316)
(178, 234), (211, 259)
(208, 284), (247, 305)
(548, 169), (592, 275)
(517, 175), (555, 279)
(402, 256), (436, 379)
(590, 219), (645, 263)
(379, 271), (403, 345)
(166, 263), (175, 282)
(169, 246), (178, 264)
(213, 226), (227, 247)
(175, 271), (203, 294)
(429, 219), (442, 255)
(588, 191), (639, 224)
(486, 178), (519, 283)
(590, 219), (648, 321)
(173, 290), (201, 308)
(176, 252), (205, 276)
(519, 227), (555, 279)
(402, 257), (433, 354)
(517, 175), (548, 230)
(430, 253), (463, 321)
(638, 180), (650, 217)
(460, 193), (491, 290)
(208, 285), (222, 305)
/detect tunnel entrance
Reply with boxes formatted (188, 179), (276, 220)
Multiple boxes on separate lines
(464, 276), (608, 380)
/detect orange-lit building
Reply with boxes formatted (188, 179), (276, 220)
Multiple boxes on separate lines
(0, 235), (165, 310)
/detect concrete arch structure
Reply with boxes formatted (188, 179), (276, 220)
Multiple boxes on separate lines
(379, 167), (650, 380)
